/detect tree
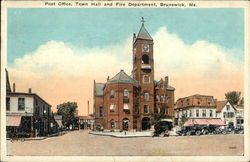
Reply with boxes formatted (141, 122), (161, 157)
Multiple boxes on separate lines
(240, 97), (244, 106)
(57, 102), (78, 128)
(151, 106), (168, 134)
(225, 91), (241, 105)
(179, 114), (188, 127)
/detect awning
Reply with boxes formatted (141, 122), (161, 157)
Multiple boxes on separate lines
(6, 116), (22, 127)
(184, 118), (226, 126)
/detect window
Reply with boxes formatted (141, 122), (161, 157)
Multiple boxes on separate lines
(187, 99), (190, 105)
(226, 105), (230, 111)
(6, 97), (10, 111)
(111, 119), (115, 129)
(123, 104), (129, 110)
(99, 107), (104, 117)
(110, 89), (115, 98)
(110, 104), (115, 112)
(223, 112), (226, 118)
(198, 100), (201, 105)
(160, 95), (165, 102)
(189, 109), (192, 117)
(18, 98), (25, 111)
(142, 55), (149, 64)
(144, 92), (149, 101)
(123, 89), (129, 98)
(156, 95), (160, 102)
(196, 109), (199, 117)
(202, 109), (206, 117)
(143, 75), (150, 83)
(144, 105), (149, 113)
(166, 96), (170, 103)
(209, 110), (213, 117)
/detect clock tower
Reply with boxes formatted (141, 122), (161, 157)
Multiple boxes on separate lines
(132, 18), (155, 130)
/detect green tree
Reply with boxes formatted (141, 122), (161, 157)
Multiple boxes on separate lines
(180, 114), (188, 127)
(225, 91), (241, 105)
(57, 102), (78, 128)
(151, 105), (168, 134)
(240, 97), (244, 106)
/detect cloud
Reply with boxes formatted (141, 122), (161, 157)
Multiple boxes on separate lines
(8, 26), (244, 115)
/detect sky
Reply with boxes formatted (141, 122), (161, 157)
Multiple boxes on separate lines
(7, 8), (244, 115)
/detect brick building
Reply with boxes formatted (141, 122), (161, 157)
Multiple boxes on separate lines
(93, 21), (175, 131)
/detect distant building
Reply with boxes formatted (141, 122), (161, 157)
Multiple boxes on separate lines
(6, 69), (55, 137)
(175, 94), (225, 126)
(79, 115), (94, 129)
(54, 114), (63, 130)
(235, 105), (244, 127)
(215, 100), (237, 127)
(93, 21), (175, 131)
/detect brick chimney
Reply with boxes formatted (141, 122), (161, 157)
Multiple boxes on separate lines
(28, 88), (32, 93)
(13, 83), (16, 92)
(165, 76), (169, 86)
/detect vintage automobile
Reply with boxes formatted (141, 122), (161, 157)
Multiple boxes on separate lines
(177, 125), (204, 136)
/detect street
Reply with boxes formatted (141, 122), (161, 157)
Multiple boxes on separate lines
(7, 130), (244, 156)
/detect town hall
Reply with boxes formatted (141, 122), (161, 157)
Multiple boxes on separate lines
(93, 19), (175, 131)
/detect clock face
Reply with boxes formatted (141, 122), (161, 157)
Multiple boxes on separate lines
(143, 44), (149, 52)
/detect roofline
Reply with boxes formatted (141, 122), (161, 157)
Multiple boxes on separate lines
(176, 94), (214, 101)
(7, 92), (51, 107)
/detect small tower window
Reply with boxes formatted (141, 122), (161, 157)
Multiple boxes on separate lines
(142, 55), (149, 64)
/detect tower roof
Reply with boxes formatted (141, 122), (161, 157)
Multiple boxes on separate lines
(107, 70), (139, 87)
(137, 23), (153, 41)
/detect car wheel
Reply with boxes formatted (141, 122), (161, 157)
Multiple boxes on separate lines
(186, 131), (191, 136)
(222, 131), (227, 135)
(195, 131), (201, 136)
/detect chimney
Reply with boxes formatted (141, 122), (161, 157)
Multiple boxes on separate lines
(133, 33), (136, 43)
(13, 83), (16, 92)
(165, 76), (169, 86)
(107, 76), (110, 81)
(87, 100), (89, 115)
(28, 88), (32, 93)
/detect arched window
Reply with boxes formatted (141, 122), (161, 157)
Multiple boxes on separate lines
(111, 119), (115, 129)
(123, 89), (129, 98)
(144, 92), (149, 101)
(142, 55), (149, 64)
(110, 89), (115, 98)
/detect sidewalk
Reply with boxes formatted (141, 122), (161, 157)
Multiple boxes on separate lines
(90, 131), (153, 138)
(7, 131), (68, 141)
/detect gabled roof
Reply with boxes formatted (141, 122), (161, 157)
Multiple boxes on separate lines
(137, 24), (153, 41)
(94, 83), (105, 97)
(215, 100), (227, 112)
(215, 100), (237, 112)
(107, 70), (139, 87)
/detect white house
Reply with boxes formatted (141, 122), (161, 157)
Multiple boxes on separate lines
(215, 101), (237, 127)
(235, 105), (244, 127)
(174, 95), (223, 126)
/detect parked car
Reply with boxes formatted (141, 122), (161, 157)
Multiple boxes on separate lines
(202, 125), (226, 135)
(177, 125), (204, 136)
(234, 126), (244, 134)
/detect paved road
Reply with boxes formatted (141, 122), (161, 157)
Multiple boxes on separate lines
(7, 130), (244, 156)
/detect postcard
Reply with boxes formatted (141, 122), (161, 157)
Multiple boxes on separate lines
(1, 1), (249, 162)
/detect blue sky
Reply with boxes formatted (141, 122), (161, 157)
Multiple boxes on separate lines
(8, 8), (244, 65)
